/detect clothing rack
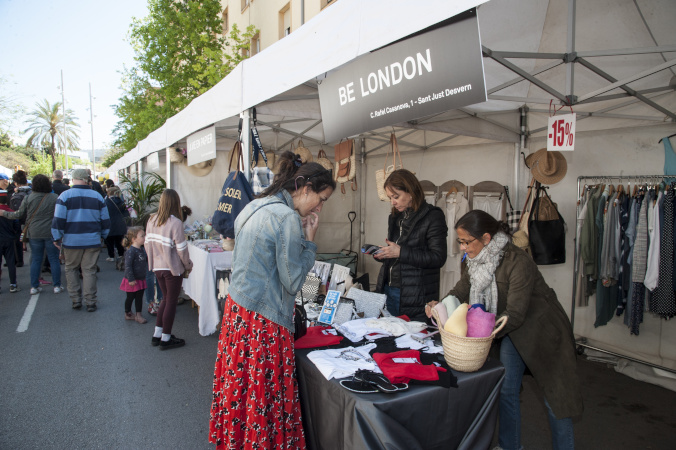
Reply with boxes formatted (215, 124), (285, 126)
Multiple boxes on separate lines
(572, 174), (676, 375)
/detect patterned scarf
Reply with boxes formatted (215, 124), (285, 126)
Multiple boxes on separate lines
(466, 231), (510, 314)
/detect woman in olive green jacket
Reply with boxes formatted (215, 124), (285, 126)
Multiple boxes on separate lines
(427, 210), (583, 450)
(0, 174), (61, 294)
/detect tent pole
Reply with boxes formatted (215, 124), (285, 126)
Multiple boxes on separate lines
(565, 0), (576, 104)
(165, 147), (172, 189)
(240, 109), (252, 182)
(359, 138), (366, 276)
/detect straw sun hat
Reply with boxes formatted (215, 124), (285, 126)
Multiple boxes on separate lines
(525, 148), (567, 185)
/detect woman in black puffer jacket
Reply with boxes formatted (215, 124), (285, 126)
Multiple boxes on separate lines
(374, 169), (447, 321)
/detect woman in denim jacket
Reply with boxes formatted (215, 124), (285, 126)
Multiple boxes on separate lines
(210, 151), (335, 449)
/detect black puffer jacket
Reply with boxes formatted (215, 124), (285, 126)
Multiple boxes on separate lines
(376, 201), (448, 320)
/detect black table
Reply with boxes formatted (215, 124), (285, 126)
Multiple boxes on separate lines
(296, 348), (505, 450)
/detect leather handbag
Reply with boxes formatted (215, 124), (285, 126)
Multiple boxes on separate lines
(528, 183), (566, 265)
(334, 139), (357, 194)
(295, 290), (308, 340)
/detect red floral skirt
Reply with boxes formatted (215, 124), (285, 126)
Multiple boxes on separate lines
(209, 295), (306, 449)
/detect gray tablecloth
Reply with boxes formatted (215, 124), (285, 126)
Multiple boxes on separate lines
(296, 349), (504, 450)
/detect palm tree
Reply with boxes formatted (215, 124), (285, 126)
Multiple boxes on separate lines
(23, 99), (80, 172)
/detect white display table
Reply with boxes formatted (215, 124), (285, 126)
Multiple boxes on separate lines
(182, 241), (232, 336)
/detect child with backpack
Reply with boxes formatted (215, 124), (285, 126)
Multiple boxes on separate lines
(120, 227), (148, 324)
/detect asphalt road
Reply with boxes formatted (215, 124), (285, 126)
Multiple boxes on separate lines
(0, 248), (220, 449)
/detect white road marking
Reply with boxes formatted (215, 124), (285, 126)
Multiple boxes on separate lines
(16, 292), (39, 332)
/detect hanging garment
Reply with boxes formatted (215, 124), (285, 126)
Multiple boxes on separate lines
(628, 193), (649, 333)
(472, 193), (503, 221)
(623, 195), (641, 327)
(663, 138), (676, 176)
(644, 190), (663, 291)
(595, 191), (615, 327)
(616, 193), (630, 315)
(651, 188), (676, 319)
(575, 190), (590, 307)
(600, 192), (619, 285)
(581, 185), (603, 280)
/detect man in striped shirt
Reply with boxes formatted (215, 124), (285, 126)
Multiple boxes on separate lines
(52, 169), (110, 312)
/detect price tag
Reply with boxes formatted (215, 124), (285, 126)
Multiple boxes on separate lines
(547, 113), (576, 151)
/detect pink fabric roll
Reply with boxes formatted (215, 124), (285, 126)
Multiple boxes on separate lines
(466, 307), (496, 338)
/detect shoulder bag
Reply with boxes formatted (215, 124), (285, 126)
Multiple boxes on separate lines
(212, 140), (255, 239)
(20, 194), (49, 243)
(528, 183), (566, 265)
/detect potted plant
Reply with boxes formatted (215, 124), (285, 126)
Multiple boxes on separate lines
(118, 171), (167, 227)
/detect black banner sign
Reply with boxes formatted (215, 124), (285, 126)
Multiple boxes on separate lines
(318, 11), (486, 142)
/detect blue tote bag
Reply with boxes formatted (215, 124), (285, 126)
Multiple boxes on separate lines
(213, 141), (255, 239)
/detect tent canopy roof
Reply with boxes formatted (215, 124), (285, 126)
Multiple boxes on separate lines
(109, 0), (676, 172)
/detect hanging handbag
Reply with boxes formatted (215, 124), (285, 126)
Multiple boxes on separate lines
(375, 133), (403, 201)
(528, 183), (566, 265)
(212, 140), (255, 239)
(334, 139), (357, 194)
(295, 274), (322, 303)
(251, 123), (274, 195)
(504, 186), (521, 234)
(20, 194), (49, 243)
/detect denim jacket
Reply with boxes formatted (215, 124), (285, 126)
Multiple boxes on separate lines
(229, 189), (317, 330)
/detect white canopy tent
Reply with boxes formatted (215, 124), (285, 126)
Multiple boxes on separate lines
(108, 0), (676, 373)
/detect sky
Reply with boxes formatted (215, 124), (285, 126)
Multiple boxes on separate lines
(0, 0), (149, 154)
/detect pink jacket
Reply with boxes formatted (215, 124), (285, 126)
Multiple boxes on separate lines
(145, 215), (193, 276)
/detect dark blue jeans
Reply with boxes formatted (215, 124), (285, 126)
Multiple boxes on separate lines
(384, 285), (401, 316)
(145, 267), (163, 304)
(498, 335), (574, 450)
(29, 239), (61, 288)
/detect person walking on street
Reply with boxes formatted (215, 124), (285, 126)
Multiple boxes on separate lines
(120, 227), (148, 324)
(0, 190), (21, 293)
(52, 170), (69, 195)
(145, 189), (193, 350)
(1, 175), (63, 295)
(104, 187), (128, 262)
(9, 170), (31, 267)
(51, 168), (110, 311)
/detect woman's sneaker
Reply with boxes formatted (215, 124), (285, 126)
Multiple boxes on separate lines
(10, 285), (21, 293)
(54, 286), (64, 294)
(29, 287), (42, 295)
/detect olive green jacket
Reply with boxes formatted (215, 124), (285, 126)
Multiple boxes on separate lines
(448, 242), (584, 419)
(4, 192), (58, 240)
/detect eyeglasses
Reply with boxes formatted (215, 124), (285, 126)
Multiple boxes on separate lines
(456, 238), (476, 247)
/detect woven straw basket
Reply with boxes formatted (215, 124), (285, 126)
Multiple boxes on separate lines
(432, 310), (508, 372)
(294, 140), (313, 163)
(316, 149), (334, 171)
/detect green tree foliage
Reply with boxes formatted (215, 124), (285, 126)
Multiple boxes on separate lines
(112, 0), (257, 156)
(23, 100), (80, 172)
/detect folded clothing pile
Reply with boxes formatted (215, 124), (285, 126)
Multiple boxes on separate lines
(372, 349), (447, 384)
(295, 326), (344, 349)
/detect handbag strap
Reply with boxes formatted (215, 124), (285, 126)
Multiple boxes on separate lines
(390, 133), (402, 170)
(23, 194), (49, 235)
(228, 141), (244, 178)
(503, 186), (514, 211)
